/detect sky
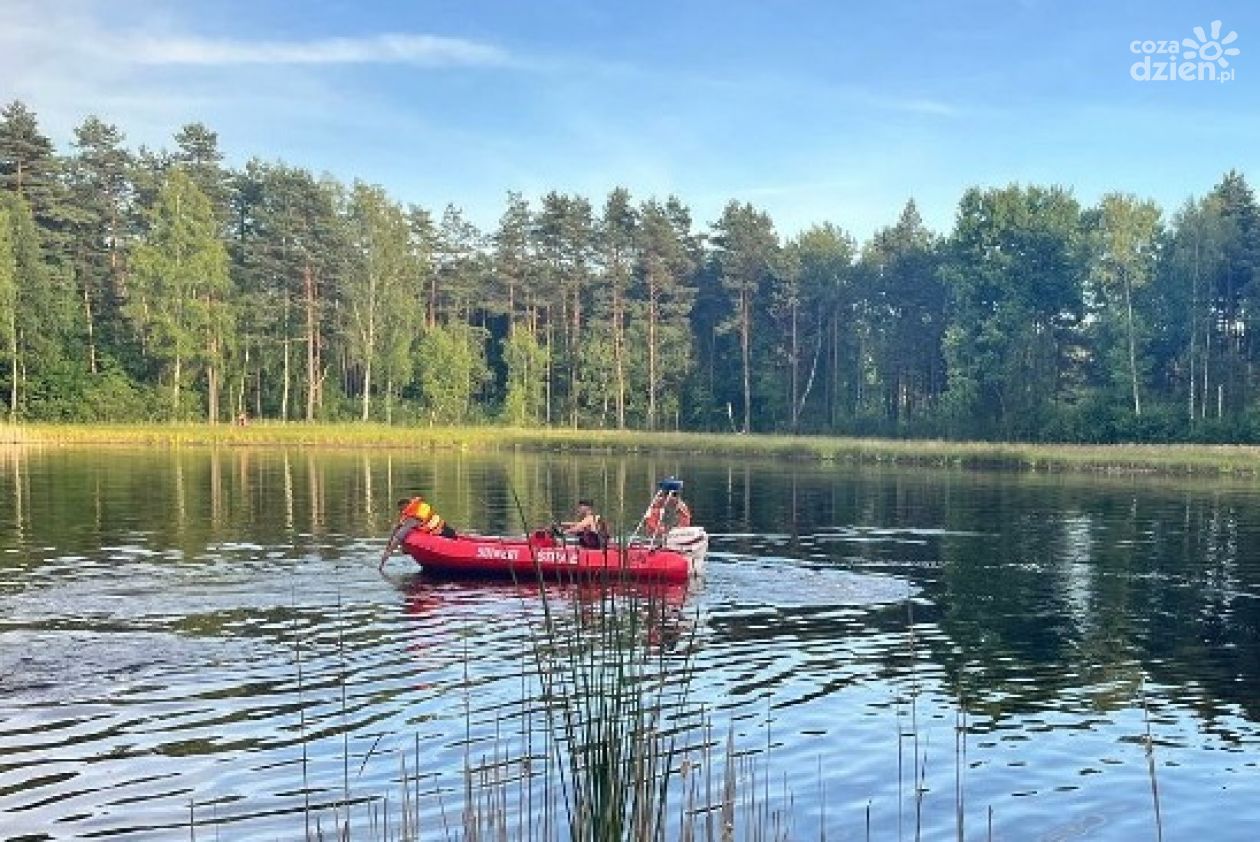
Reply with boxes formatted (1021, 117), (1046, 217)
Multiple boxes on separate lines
(1, 0), (1257, 241)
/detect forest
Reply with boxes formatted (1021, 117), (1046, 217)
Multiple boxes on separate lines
(1, 98), (1257, 442)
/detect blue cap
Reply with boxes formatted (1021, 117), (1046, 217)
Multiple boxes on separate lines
(657, 476), (684, 492)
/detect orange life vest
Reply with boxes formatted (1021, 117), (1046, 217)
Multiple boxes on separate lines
(400, 497), (446, 534)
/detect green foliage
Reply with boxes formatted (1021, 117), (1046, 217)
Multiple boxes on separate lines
(1084, 193), (1163, 418)
(127, 168), (231, 418)
(6, 98), (1260, 443)
(0, 190), (79, 418)
(942, 185), (1086, 437)
(860, 201), (946, 426)
(0, 201), (13, 418)
(501, 325), (547, 425)
(416, 322), (488, 424)
(709, 201), (779, 432)
(343, 182), (418, 421)
(23, 361), (156, 422)
(634, 199), (695, 430)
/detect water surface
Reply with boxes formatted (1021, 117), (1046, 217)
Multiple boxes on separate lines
(1, 447), (1259, 840)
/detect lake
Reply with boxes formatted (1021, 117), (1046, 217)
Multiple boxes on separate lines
(1, 446), (1258, 840)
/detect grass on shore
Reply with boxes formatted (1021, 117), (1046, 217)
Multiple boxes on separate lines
(8, 421), (1260, 475)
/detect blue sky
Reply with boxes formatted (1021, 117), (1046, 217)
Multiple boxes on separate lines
(2, 0), (1257, 240)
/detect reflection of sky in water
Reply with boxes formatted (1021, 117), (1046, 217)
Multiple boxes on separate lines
(0, 448), (1259, 839)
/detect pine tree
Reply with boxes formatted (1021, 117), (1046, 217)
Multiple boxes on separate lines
(791, 224), (857, 429)
(860, 201), (945, 427)
(493, 192), (532, 325)
(68, 116), (134, 374)
(636, 199), (695, 430)
(710, 201), (778, 433)
(942, 185), (1085, 437)
(0, 101), (55, 200)
(1208, 171), (1260, 417)
(534, 193), (594, 426)
(0, 101), (72, 264)
(174, 123), (229, 226)
(597, 188), (636, 428)
(433, 205), (483, 326)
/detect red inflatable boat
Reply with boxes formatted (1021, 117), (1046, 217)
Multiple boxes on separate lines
(400, 528), (708, 584)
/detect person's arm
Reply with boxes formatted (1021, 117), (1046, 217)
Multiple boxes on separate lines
(379, 518), (416, 568)
(563, 514), (594, 535)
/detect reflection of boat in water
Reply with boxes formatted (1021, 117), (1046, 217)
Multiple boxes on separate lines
(403, 574), (696, 650)
(404, 574), (692, 616)
(401, 527), (708, 584)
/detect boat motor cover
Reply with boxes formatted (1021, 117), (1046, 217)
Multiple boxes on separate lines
(657, 477), (684, 492)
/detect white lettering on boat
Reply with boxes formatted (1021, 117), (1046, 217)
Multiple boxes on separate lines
(534, 549), (580, 564)
(475, 546), (520, 561)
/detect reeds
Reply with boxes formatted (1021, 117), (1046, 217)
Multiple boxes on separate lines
(18, 421), (1260, 475)
(180, 545), (1176, 840)
(185, 586), (1184, 842)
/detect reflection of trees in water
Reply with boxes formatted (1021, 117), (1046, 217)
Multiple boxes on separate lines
(4, 447), (1260, 728)
(929, 478), (1260, 725)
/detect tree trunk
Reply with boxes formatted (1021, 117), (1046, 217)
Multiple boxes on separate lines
(281, 337), (290, 422)
(614, 283), (625, 429)
(1202, 317), (1210, 420)
(428, 271), (437, 328)
(831, 310), (840, 427)
(207, 362), (218, 423)
(304, 264), (316, 421)
(1124, 267), (1141, 417)
(799, 313), (824, 423)
(206, 295), (220, 424)
(361, 271), (376, 422)
(790, 296), (799, 432)
(173, 352), (182, 418)
(571, 285), (581, 428)
(109, 206), (125, 303)
(1188, 239), (1199, 423)
(545, 313), (553, 426)
(237, 342), (248, 419)
(80, 257), (98, 375)
(740, 288), (751, 433)
(648, 272), (658, 431)
(8, 312), (16, 422)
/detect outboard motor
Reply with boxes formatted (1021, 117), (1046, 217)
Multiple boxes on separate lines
(658, 476), (685, 493)
(645, 476), (708, 576)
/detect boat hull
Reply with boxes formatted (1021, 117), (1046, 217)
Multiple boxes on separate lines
(400, 530), (703, 583)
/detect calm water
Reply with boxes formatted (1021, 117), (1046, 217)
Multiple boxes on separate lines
(2, 446), (1259, 840)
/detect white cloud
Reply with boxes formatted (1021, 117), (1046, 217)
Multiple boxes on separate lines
(0, 0), (515, 155)
(127, 33), (512, 67)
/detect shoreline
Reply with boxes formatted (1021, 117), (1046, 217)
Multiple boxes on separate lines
(5, 423), (1260, 476)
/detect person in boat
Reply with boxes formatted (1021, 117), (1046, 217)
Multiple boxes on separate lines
(646, 491), (692, 538)
(562, 499), (609, 549)
(380, 495), (456, 569)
